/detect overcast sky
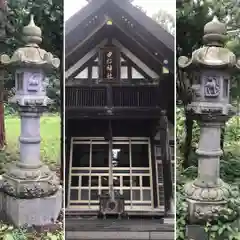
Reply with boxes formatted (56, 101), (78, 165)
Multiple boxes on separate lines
(64, 0), (175, 21)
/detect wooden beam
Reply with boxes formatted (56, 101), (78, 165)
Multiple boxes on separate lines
(65, 107), (162, 120)
(67, 36), (160, 82)
(66, 39), (107, 78)
(66, 17), (107, 58)
(112, 0), (174, 51)
(113, 39), (159, 78)
(110, 20), (164, 68)
(72, 53), (97, 80)
(121, 53), (151, 80)
(158, 74), (174, 124)
(66, 24), (162, 76)
(65, 0), (107, 35)
(150, 136), (158, 208)
(158, 112), (173, 213)
(107, 2), (173, 72)
(66, 26), (108, 69)
(127, 58), (132, 80)
(113, 30), (162, 75)
(88, 63), (92, 84)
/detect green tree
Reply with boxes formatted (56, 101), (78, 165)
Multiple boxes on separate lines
(0, 0), (12, 150)
(152, 9), (175, 35)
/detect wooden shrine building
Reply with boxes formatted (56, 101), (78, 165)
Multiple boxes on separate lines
(65, 0), (174, 234)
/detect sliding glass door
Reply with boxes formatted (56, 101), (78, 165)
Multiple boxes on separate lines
(68, 137), (153, 211)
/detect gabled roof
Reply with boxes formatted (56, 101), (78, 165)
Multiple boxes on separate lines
(65, 0), (174, 73)
(66, 0), (173, 49)
(65, 0), (174, 123)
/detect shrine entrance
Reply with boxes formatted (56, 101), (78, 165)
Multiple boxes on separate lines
(68, 137), (154, 211)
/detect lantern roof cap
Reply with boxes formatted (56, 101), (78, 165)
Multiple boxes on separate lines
(203, 16), (227, 46)
(22, 15), (42, 46)
(204, 16), (226, 36)
(178, 16), (240, 70)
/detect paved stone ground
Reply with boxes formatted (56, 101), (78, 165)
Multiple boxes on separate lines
(65, 217), (174, 240)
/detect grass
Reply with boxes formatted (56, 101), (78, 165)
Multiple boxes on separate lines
(3, 114), (60, 167)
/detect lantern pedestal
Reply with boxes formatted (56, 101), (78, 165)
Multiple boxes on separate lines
(183, 108), (239, 239)
(1, 106), (62, 227)
(184, 116), (232, 223)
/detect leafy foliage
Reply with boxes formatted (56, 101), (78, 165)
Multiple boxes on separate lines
(177, 182), (240, 240)
(177, 0), (240, 57)
(6, 0), (63, 57)
(176, 181), (188, 240)
(152, 9), (175, 35)
(204, 195), (240, 240)
(0, 222), (63, 239)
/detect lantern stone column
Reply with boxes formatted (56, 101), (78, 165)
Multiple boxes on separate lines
(178, 16), (240, 237)
(0, 15), (62, 227)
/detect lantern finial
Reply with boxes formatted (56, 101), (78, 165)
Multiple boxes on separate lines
(203, 16), (227, 46)
(22, 14), (42, 46)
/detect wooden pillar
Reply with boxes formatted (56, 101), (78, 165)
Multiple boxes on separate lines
(64, 118), (70, 208)
(107, 120), (114, 198)
(159, 111), (172, 213)
(150, 136), (158, 208)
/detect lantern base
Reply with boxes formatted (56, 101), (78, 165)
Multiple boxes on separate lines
(186, 218), (240, 240)
(184, 179), (239, 223)
(1, 162), (60, 198)
(186, 225), (208, 240)
(2, 187), (62, 227)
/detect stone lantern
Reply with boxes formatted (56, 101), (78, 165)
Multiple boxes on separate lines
(0, 15), (62, 226)
(178, 16), (240, 237)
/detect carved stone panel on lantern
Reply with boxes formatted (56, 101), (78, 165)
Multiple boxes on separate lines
(14, 69), (47, 106)
(199, 70), (230, 104)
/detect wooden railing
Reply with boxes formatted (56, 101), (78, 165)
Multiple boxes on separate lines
(66, 86), (107, 107)
(65, 85), (159, 108)
(112, 86), (158, 107)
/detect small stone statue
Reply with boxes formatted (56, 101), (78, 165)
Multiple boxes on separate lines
(204, 76), (220, 97)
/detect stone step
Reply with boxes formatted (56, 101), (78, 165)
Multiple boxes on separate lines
(66, 231), (174, 240)
(65, 218), (174, 232)
(163, 217), (174, 225)
(65, 210), (165, 218)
